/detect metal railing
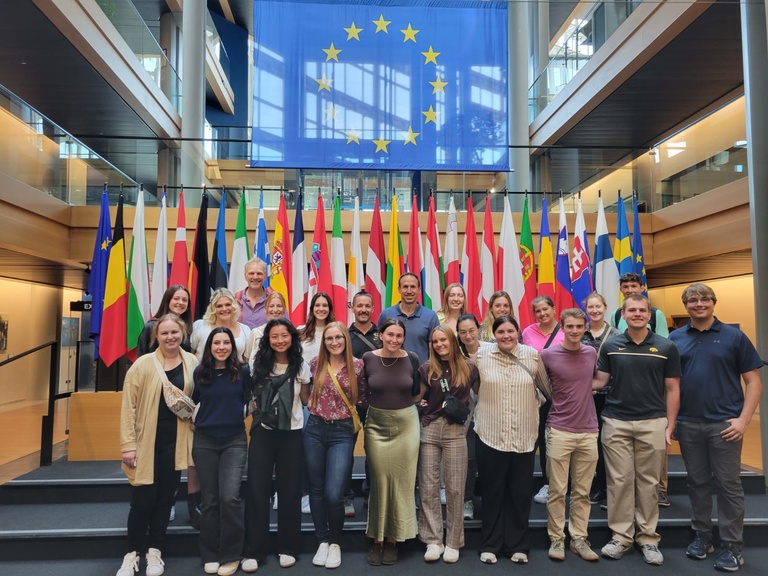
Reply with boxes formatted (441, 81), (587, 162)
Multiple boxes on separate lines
(0, 341), (64, 466)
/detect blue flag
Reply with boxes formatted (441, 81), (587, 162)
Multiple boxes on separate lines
(632, 195), (648, 295)
(87, 190), (112, 360)
(614, 196), (634, 276)
(251, 0), (509, 171)
(210, 197), (229, 291)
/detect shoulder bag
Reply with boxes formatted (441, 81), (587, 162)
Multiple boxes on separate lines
(151, 355), (196, 420)
(328, 370), (363, 434)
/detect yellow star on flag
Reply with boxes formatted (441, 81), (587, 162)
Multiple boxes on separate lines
(372, 14), (391, 33)
(422, 105), (438, 124)
(315, 73), (333, 92)
(372, 138), (391, 153)
(430, 75), (448, 94)
(101, 238), (111, 250)
(325, 104), (337, 120)
(322, 42), (341, 62)
(345, 129), (360, 144)
(404, 126), (420, 145)
(344, 21), (363, 41)
(421, 46), (440, 65)
(401, 24), (419, 43)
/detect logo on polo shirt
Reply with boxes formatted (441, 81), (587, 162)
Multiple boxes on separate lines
(650, 347), (658, 352)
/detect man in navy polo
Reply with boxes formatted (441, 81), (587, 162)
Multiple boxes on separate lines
(669, 283), (763, 572)
(592, 294), (680, 566)
(378, 272), (439, 363)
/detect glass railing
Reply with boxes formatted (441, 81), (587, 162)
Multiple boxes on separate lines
(0, 84), (138, 205)
(206, 10), (231, 80)
(529, 0), (639, 121)
(94, 0), (181, 112)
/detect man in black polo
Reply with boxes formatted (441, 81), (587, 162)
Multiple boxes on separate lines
(346, 291), (382, 515)
(592, 294), (681, 566)
(348, 291), (382, 359)
(669, 283), (762, 572)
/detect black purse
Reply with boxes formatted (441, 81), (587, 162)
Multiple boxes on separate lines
(440, 378), (470, 425)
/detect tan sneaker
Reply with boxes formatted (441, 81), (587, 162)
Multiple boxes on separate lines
(548, 539), (565, 561)
(570, 538), (599, 562)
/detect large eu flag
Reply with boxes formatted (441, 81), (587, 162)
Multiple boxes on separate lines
(251, 0), (508, 171)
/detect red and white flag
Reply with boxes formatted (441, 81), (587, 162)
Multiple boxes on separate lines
(365, 196), (386, 322)
(480, 195), (497, 317)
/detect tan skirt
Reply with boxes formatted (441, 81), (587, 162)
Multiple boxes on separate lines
(364, 404), (420, 542)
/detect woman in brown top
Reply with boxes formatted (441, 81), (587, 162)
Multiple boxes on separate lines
(361, 318), (420, 566)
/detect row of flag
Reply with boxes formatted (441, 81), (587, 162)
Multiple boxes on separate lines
(87, 188), (647, 367)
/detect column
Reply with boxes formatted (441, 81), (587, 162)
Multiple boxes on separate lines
(180, 0), (206, 206)
(508, 0), (530, 211)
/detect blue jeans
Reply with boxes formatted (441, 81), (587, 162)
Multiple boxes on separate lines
(192, 430), (247, 563)
(303, 414), (355, 543)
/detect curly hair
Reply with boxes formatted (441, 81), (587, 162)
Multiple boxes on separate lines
(251, 318), (304, 387)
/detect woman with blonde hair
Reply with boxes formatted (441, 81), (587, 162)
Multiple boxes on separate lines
(191, 288), (251, 363)
(117, 314), (198, 576)
(417, 325), (479, 564)
(437, 283), (466, 333)
(304, 322), (367, 569)
(479, 291), (514, 342)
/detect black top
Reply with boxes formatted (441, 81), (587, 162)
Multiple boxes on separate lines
(348, 323), (381, 359)
(597, 331), (681, 421)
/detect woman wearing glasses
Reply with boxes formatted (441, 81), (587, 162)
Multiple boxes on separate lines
(304, 322), (367, 569)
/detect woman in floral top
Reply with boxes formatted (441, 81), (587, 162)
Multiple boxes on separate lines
(304, 322), (367, 569)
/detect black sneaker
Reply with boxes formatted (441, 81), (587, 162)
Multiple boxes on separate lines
(589, 489), (607, 504)
(714, 544), (744, 572)
(686, 532), (713, 560)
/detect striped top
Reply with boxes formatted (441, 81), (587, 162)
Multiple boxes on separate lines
(473, 343), (548, 453)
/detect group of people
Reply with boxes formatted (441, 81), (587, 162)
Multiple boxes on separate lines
(116, 257), (762, 576)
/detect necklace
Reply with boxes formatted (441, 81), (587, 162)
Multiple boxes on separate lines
(379, 353), (401, 367)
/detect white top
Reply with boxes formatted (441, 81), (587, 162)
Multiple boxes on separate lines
(299, 326), (323, 365)
(473, 343), (548, 453)
(190, 320), (251, 363)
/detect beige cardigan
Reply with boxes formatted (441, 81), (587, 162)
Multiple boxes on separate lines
(120, 348), (198, 486)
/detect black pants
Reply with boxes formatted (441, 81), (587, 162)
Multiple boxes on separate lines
(537, 401), (551, 484)
(591, 394), (608, 493)
(244, 425), (303, 560)
(475, 436), (534, 556)
(126, 423), (181, 553)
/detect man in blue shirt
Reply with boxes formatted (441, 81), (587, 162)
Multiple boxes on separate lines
(377, 273), (438, 364)
(669, 283), (763, 573)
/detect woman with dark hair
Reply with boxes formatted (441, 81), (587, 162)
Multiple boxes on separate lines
(521, 295), (565, 507)
(479, 291), (514, 342)
(362, 318), (420, 566)
(455, 313), (490, 521)
(305, 322), (366, 569)
(192, 327), (250, 576)
(474, 315), (549, 565)
(299, 292), (336, 363)
(117, 314), (197, 576)
(243, 318), (311, 571)
(137, 285), (192, 356)
(417, 326), (479, 564)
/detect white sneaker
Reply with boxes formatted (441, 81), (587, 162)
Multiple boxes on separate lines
(480, 552), (497, 564)
(145, 548), (165, 576)
(241, 558), (259, 573)
(168, 505), (175, 522)
(313, 542), (330, 566)
(325, 544), (342, 569)
(203, 562), (219, 574)
(301, 495), (311, 514)
(279, 554), (296, 568)
(443, 547), (459, 564)
(272, 492), (278, 510)
(463, 500), (474, 520)
(217, 562), (239, 576)
(440, 488), (447, 505)
(343, 498), (355, 517)
(533, 484), (549, 504)
(116, 551), (139, 576)
(424, 544), (444, 562)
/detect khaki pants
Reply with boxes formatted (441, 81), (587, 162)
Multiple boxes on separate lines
(545, 427), (598, 541)
(602, 417), (666, 547)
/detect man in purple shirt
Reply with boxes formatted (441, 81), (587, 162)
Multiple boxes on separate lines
(540, 308), (600, 563)
(234, 257), (272, 329)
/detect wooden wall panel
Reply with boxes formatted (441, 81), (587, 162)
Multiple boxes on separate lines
(68, 392), (122, 461)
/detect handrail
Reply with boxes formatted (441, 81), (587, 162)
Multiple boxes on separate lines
(0, 340), (63, 466)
